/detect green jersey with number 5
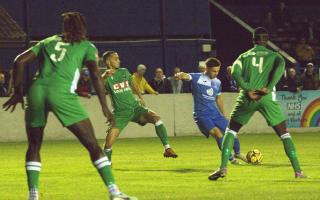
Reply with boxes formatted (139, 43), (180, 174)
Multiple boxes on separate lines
(232, 45), (285, 94)
(30, 35), (98, 93)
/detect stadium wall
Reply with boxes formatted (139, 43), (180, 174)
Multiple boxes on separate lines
(0, 94), (318, 142)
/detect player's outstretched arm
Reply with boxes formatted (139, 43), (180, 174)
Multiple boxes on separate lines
(86, 61), (114, 125)
(2, 50), (37, 112)
(174, 72), (191, 81)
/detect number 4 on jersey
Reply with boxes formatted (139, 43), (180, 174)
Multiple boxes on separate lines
(50, 42), (69, 62)
(252, 57), (264, 73)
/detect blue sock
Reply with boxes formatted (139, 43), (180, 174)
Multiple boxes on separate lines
(233, 137), (240, 155)
(216, 136), (233, 161)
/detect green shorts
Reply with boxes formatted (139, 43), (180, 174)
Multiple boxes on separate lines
(113, 105), (149, 132)
(25, 84), (88, 127)
(231, 93), (286, 127)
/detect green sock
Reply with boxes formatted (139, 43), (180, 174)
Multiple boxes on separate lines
(94, 157), (115, 186)
(26, 162), (41, 190)
(155, 120), (170, 148)
(220, 129), (236, 169)
(104, 148), (112, 162)
(281, 133), (301, 172)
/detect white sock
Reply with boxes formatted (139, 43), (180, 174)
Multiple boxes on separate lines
(28, 188), (38, 200)
(164, 144), (171, 149)
(108, 183), (121, 195)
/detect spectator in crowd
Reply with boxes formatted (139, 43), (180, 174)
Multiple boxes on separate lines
(76, 69), (92, 98)
(0, 69), (12, 96)
(0, 72), (7, 97)
(220, 66), (238, 92)
(295, 37), (315, 67)
(262, 12), (277, 35)
(283, 68), (302, 92)
(149, 68), (172, 94)
(274, 1), (290, 27)
(132, 64), (158, 95)
(304, 21), (319, 44)
(301, 63), (319, 90)
(198, 61), (206, 73)
(168, 67), (183, 93)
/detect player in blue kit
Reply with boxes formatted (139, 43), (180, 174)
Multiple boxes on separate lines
(175, 58), (247, 164)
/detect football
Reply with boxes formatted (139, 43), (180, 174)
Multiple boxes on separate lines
(246, 149), (263, 165)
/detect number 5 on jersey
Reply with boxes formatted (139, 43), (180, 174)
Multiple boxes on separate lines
(252, 57), (264, 73)
(50, 42), (69, 62)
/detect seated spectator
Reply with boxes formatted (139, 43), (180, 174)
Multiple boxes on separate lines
(149, 68), (172, 94)
(76, 69), (92, 98)
(198, 61), (206, 73)
(0, 69), (12, 96)
(168, 67), (183, 93)
(0, 73), (7, 97)
(301, 63), (319, 90)
(283, 68), (302, 92)
(295, 37), (315, 67)
(220, 66), (238, 92)
(132, 64), (158, 95)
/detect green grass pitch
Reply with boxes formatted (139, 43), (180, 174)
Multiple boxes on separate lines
(1, 133), (320, 200)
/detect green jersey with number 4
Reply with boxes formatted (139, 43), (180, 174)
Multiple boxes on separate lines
(104, 68), (139, 112)
(30, 35), (98, 93)
(232, 45), (285, 94)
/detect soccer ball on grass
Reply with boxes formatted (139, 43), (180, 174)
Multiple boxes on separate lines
(246, 149), (263, 165)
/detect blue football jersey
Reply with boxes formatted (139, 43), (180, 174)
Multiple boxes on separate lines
(189, 73), (222, 115)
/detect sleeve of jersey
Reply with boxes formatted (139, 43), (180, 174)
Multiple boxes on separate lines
(231, 58), (252, 91)
(266, 55), (285, 91)
(84, 43), (98, 63)
(29, 40), (43, 57)
(145, 80), (157, 94)
(217, 84), (222, 96)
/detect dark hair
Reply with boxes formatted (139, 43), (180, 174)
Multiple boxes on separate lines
(205, 57), (221, 68)
(253, 27), (269, 43)
(102, 51), (117, 62)
(62, 12), (87, 43)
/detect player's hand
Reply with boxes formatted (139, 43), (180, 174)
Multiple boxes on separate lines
(154, 91), (159, 95)
(2, 93), (25, 112)
(102, 107), (115, 127)
(255, 87), (269, 96)
(247, 90), (262, 101)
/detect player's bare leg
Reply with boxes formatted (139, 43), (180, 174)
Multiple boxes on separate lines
(25, 126), (44, 200)
(139, 111), (178, 158)
(68, 119), (137, 200)
(104, 128), (120, 162)
(209, 120), (242, 181)
(273, 121), (306, 178)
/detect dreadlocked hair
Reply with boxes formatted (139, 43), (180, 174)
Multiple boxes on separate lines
(62, 12), (87, 43)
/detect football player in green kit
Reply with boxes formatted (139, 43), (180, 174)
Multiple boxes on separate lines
(2, 12), (137, 200)
(209, 27), (306, 180)
(101, 51), (178, 161)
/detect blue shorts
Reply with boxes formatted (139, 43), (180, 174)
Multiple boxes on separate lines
(194, 113), (229, 138)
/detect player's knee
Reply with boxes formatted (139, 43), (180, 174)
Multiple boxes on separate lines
(152, 115), (161, 124)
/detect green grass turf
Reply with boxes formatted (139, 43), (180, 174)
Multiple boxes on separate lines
(1, 133), (320, 200)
